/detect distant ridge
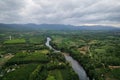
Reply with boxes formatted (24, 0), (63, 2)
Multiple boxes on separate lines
(0, 23), (119, 31)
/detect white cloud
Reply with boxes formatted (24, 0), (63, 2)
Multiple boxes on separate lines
(0, 0), (120, 27)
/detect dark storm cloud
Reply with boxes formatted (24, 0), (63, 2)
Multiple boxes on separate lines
(0, 0), (120, 27)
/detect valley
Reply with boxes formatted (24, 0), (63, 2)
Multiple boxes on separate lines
(0, 30), (120, 80)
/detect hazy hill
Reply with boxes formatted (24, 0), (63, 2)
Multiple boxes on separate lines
(0, 23), (119, 31)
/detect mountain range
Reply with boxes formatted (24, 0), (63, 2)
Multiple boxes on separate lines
(0, 23), (119, 31)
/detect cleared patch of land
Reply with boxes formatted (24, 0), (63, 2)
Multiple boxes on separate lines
(4, 39), (26, 44)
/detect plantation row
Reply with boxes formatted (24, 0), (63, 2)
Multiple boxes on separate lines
(1, 51), (79, 80)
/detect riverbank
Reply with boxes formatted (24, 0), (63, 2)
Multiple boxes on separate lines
(45, 37), (89, 80)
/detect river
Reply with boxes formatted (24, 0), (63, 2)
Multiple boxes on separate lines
(45, 37), (89, 80)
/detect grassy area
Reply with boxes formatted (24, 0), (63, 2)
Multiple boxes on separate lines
(6, 52), (49, 65)
(35, 49), (49, 54)
(51, 35), (86, 48)
(4, 39), (26, 44)
(46, 75), (56, 80)
(2, 64), (38, 80)
(49, 69), (63, 80)
(51, 36), (64, 44)
(60, 69), (69, 80)
(29, 65), (42, 80)
(29, 37), (44, 44)
(94, 49), (106, 54)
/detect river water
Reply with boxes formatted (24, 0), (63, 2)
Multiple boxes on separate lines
(45, 37), (89, 80)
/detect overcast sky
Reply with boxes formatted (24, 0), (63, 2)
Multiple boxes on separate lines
(0, 0), (120, 27)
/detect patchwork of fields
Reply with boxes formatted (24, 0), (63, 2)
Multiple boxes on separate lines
(0, 32), (79, 80)
(0, 31), (120, 80)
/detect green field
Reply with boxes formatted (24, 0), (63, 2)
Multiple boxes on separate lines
(46, 75), (56, 80)
(2, 64), (38, 80)
(29, 37), (45, 44)
(4, 39), (26, 44)
(6, 52), (49, 66)
(48, 69), (63, 80)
